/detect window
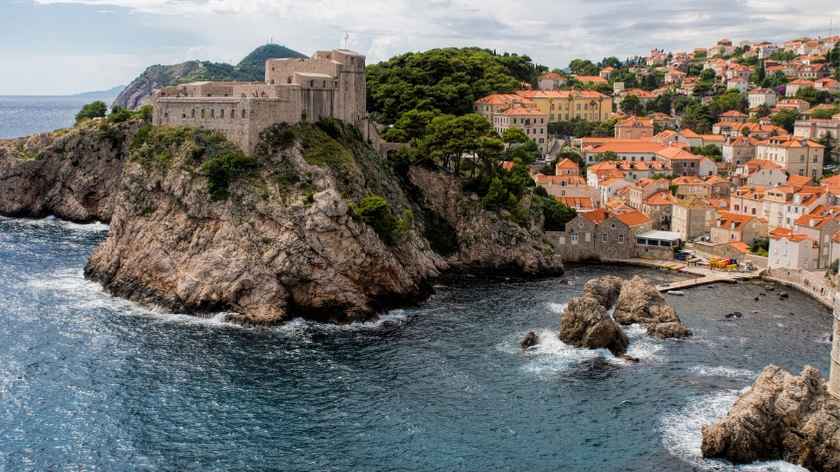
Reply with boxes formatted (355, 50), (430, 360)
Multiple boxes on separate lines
(191, 109), (196, 118)
(242, 109), (246, 119)
(220, 109), (225, 118)
(201, 109), (205, 118)
(210, 109), (215, 118)
(618, 234), (625, 243)
(571, 232), (578, 242)
(601, 233), (608, 242)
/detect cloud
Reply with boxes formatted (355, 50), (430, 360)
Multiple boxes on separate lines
(9, 0), (840, 94)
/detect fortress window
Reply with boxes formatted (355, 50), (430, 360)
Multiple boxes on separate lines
(310, 80), (314, 87)
(271, 80), (275, 85)
(231, 109), (235, 119)
(182, 113), (186, 119)
(191, 109), (196, 118)
(210, 109), (215, 118)
(242, 109), (246, 119)
(221, 109), (225, 118)
(201, 109), (205, 118)
(287, 77), (292, 84)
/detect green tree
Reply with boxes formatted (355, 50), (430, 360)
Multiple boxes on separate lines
(620, 94), (643, 115)
(419, 113), (496, 176)
(795, 87), (832, 105)
(75, 101), (108, 124)
(568, 59), (599, 76)
(366, 47), (540, 125)
(771, 109), (800, 133)
(382, 109), (438, 142)
(501, 127), (528, 145)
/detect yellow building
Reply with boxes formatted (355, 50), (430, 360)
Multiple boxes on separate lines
(516, 90), (612, 123)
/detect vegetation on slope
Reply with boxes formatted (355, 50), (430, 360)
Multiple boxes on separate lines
(366, 47), (545, 127)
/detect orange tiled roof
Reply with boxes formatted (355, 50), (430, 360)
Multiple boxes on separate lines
(533, 174), (587, 185)
(557, 196), (595, 210)
(644, 191), (674, 206)
(475, 93), (522, 105)
(574, 75), (608, 85)
(613, 210), (651, 227)
(657, 146), (703, 161)
(502, 106), (546, 117)
(787, 175), (812, 187)
(582, 208), (609, 225)
(729, 241), (750, 254)
(556, 158), (578, 170)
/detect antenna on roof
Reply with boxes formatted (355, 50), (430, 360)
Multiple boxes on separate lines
(343, 32), (351, 49)
(268, 35), (274, 45)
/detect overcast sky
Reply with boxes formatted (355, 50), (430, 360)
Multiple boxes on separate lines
(2, 0), (840, 95)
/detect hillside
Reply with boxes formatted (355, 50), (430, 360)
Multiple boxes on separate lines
(113, 44), (307, 110)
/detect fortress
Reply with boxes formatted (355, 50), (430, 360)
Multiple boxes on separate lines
(151, 49), (366, 153)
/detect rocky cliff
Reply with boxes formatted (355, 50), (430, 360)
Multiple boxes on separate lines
(702, 365), (840, 472)
(0, 120), (141, 222)
(113, 44), (307, 109)
(0, 118), (563, 324)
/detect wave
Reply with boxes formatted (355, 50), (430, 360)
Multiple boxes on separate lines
(24, 268), (413, 332)
(503, 324), (663, 377)
(660, 390), (807, 471)
(546, 302), (567, 314)
(688, 365), (756, 379)
(0, 215), (109, 232)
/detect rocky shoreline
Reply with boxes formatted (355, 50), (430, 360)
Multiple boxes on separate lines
(0, 119), (563, 325)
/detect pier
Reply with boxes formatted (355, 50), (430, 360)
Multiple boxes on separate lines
(603, 258), (762, 292)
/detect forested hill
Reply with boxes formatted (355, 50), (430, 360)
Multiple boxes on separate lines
(113, 44), (307, 110)
(366, 47), (546, 126)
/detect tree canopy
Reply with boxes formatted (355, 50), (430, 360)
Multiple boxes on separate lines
(366, 47), (542, 126)
(75, 101), (108, 124)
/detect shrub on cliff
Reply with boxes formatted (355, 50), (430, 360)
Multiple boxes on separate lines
(351, 194), (411, 246)
(201, 151), (259, 201)
(75, 101), (108, 124)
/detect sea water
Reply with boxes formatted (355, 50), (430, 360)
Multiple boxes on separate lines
(0, 96), (115, 139)
(0, 217), (831, 471)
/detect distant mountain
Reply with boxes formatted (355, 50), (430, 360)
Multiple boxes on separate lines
(113, 44), (308, 109)
(72, 85), (126, 101)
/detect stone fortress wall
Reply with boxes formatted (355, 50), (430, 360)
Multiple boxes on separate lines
(151, 49), (366, 154)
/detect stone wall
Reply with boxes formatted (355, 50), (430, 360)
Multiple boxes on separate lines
(548, 215), (637, 262)
(831, 302), (840, 399)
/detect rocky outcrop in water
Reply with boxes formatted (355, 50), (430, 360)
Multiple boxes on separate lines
(614, 276), (691, 338)
(701, 365), (840, 471)
(0, 120), (140, 222)
(559, 294), (629, 356)
(521, 331), (539, 349)
(582, 275), (624, 308)
(0, 119), (563, 325)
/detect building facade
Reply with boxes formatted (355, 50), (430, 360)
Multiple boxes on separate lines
(151, 49), (367, 154)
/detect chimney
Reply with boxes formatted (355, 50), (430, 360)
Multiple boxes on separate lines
(831, 293), (840, 400)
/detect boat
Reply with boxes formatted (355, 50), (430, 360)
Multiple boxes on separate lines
(666, 290), (686, 296)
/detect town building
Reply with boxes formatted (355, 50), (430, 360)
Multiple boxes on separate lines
(615, 116), (654, 139)
(710, 211), (767, 245)
(516, 90), (613, 123)
(755, 136), (825, 178)
(671, 198), (715, 241)
(549, 209), (637, 261)
(152, 49), (367, 154)
(538, 72), (566, 91)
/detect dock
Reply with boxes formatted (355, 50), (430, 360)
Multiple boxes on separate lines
(602, 258), (762, 292)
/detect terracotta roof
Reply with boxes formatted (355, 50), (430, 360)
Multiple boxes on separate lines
(574, 75), (608, 84)
(770, 227), (811, 242)
(500, 161), (515, 171)
(556, 158), (579, 170)
(680, 129), (701, 138)
(539, 72), (564, 80)
(613, 210), (651, 227)
(516, 89), (608, 99)
(617, 116), (654, 127)
(787, 175), (812, 187)
(587, 141), (666, 154)
(557, 196), (594, 210)
(729, 241), (750, 254)
(657, 146), (703, 161)
(502, 106), (546, 117)
(720, 110), (747, 117)
(820, 175), (840, 187)
(475, 93), (521, 105)
(581, 208), (609, 225)
(672, 176), (705, 185)
(644, 191), (674, 206)
(533, 174), (586, 185)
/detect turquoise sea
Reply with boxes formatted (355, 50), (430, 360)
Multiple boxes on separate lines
(0, 216), (832, 471)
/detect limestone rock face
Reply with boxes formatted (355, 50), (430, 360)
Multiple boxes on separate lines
(559, 295), (629, 356)
(0, 121), (140, 222)
(582, 275), (624, 308)
(614, 276), (691, 338)
(407, 166), (563, 276)
(701, 365), (840, 471)
(1, 120), (563, 325)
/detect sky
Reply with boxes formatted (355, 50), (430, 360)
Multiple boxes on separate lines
(2, 0), (840, 95)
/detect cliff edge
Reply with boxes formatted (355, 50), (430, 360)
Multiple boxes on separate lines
(1, 118), (563, 324)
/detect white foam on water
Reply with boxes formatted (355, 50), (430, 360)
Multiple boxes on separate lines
(689, 365), (756, 379)
(24, 268), (246, 329)
(518, 329), (613, 376)
(546, 302), (567, 314)
(0, 215), (109, 232)
(282, 310), (411, 334)
(623, 323), (664, 361)
(660, 390), (808, 471)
